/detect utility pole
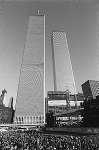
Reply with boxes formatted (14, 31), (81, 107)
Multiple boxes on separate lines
(66, 85), (70, 110)
(73, 84), (78, 108)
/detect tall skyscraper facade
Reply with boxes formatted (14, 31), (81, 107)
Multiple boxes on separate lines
(14, 15), (45, 124)
(97, 5), (99, 78)
(82, 80), (99, 99)
(52, 30), (76, 94)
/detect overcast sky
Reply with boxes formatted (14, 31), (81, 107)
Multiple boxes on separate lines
(0, 1), (98, 107)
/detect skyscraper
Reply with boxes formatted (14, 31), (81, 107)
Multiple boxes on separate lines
(14, 15), (45, 124)
(52, 30), (76, 94)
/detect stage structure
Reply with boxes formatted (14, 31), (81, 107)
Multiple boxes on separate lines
(52, 30), (76, 95)
(14, 15), (45, 124)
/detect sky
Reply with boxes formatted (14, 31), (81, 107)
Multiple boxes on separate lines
(0, 1), (98, 108)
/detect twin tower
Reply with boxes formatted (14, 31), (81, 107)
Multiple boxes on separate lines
(14, 15), (76, 124)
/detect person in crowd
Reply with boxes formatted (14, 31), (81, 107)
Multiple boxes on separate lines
(0, 129), (98, 150)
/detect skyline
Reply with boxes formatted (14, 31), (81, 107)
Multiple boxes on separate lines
(0, 1), (98, 108)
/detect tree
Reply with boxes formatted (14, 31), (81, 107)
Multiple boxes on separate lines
(46, 111), (56, 128)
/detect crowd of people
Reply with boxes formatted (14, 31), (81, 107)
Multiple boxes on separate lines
(0, 129), (99, 150)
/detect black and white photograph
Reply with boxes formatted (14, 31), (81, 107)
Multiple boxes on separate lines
(0, 0), (98, 149)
